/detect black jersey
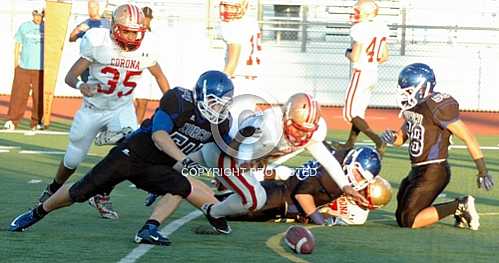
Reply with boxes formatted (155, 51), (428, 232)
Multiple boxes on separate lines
(125, 87), (231, 165)
(402, 92), (460, 165)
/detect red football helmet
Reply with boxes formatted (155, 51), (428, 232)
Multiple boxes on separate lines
(350, 0), (379, 23)
(111, 4), (147, 51)
(219, 0), (249, 22)
(283, 93), (321, 147)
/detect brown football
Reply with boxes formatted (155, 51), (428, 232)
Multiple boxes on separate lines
(283, 225), (316, 254)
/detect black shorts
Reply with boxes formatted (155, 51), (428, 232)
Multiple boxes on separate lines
(69, 144), (191, 202)
(395, 162), (451, 227)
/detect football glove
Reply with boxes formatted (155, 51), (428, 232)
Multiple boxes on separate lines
(380, 130), (397, 145)
(474, 158), (494, 191)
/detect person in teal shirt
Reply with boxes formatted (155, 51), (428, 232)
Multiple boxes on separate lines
(3, 8), (45, 131)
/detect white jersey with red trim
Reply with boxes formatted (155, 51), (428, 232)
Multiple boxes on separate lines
(350, 19), (389, 71)
(319, 196), (369, 225)
(221, 18), (261, 77)
(80, 27), (157, 110)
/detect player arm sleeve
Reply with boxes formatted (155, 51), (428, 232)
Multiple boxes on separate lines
(306, 141), (350, 189)
(432, 98), (460, 129)
(152, 109), (174, 133)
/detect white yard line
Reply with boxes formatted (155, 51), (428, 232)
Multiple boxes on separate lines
(0, 130), (68, 135)
(19, 150), (66, 155)
(117, 210), (202, 263)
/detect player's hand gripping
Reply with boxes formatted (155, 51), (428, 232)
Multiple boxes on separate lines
(381, 130), (397, 145)
(79, 83), (98, 97)
(342, 185), (369, 207)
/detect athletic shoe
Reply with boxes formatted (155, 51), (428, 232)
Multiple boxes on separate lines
(144, 193), (159, 207)
(88, 194), (119, 220)
(453, 214), (466, 229)
(31, 124), (44, 131)
(134, 224), (171, 246)
(455, 196), (480, 230)
(37, 186), (53, 204)
(201, 204), (232, 234)
(8, 209), (41, 232)
(3, 120), (15, 131)
(94, 127), (133, 146)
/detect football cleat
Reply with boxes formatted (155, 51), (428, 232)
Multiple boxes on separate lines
(94, 127), (133, 146)
(454, 196), (480, 231)
(453, 214), (466, 229)
(9, 209), (41, 232)
(88, 194), (119, 220)
(144, 193), (159, 207)
(134, 224), (171, 246)
(201, 204), (232, 234)
(37, 186), (54, 204)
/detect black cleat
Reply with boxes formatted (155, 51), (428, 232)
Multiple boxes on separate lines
(201, 204), (232, 234)
(37, 186), (53, 204)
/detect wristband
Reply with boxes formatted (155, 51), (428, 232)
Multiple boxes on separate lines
(75, 80), (84, 89)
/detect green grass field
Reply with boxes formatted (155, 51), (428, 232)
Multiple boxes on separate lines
(1, 120), (498, 263)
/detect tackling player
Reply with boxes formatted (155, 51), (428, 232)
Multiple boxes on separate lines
(194, 93), (370, 225)
(223, 146), (391, 225)
(9, 70), (234, 246)
(36, 4), (171, 220)
(342, 0), (389, 155)
(381, 63), (494, 230)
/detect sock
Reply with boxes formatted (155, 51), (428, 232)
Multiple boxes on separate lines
(144, 219), (160, 228)
(34, 204), (48, 219)
(48, 180), (63, 193)
(434, 200), (459, 220)
(210, 193), (248, 218)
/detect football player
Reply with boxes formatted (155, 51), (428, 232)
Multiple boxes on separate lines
(219, 0), (262, 129)
(341, 0), (389, 155)
(381, 63), (494, 230)
(36, 4), (171, 220)
(9, 70), (234, 246)
(223, 146), (391, 226)
(194, 93), (370, 224)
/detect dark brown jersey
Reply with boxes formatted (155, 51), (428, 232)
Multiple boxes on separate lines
(402, 92), (460, 165)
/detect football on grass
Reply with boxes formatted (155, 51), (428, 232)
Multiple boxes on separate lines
(283, 225), (316, 254)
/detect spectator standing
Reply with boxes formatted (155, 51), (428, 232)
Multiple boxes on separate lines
(3, 8), (45, 131)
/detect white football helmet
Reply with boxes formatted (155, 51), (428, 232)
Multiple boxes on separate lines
(219, 0), (249, 22)
(350, 0), (379, 23)
(282, 93), (321, 147)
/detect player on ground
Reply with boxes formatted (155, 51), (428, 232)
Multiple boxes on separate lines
(381, 63), (494, 230)
(222, 145), (391, 225)
(341, 0), (389, 155)
(36, 4), (170, 219)
(9, 70), (234, 246)
(196, 93), (369, 224)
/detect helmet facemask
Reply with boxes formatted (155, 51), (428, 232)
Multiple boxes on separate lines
(196, 80), (232, 125)
(283, 119), (318, 147)
(343, 149), (377, 190)
(220, 0), (248, 22)
(397, 80), (431, 117)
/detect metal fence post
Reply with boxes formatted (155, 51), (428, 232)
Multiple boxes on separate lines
(301, 5), (308, 53)
(400, 7), (406, 56)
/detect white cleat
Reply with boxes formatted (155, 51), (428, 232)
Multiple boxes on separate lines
(95, 127), (133, 146)
(455, 195), (480, 231)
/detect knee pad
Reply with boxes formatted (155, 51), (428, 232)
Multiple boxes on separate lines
(63, 143), (87, 169)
